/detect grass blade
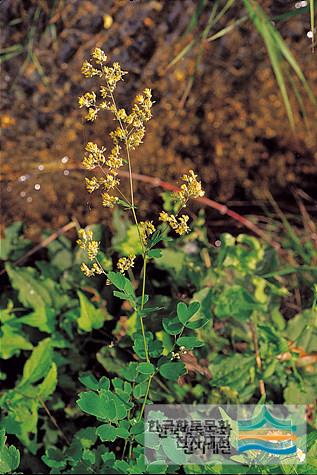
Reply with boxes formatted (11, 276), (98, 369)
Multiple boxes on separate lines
(243, 0), (315, 129)
(206, 16), (247, 43)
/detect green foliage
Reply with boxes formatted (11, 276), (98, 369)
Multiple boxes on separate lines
(0, 218), (316, 473)
(0, 430), (20, 474)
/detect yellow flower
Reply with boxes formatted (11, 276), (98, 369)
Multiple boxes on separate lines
(159, 211), (169, 222)
(140, 221), (156, 246)
(87, 240), (100, 260)
(80, 262), (95, 277)
(91, 47), (107, 64)
(79, 49), (154, 210)
(101, 173), (120, 191)
(159, 212), (190, 235)
(81, 60), (100, 78)
(77, 228), (93, 248)
(77, 229), (100, 261)
(78, 92), (96, 108)
(106, 145), (123, 169)
(85, 177), (100, 193)
(117, 255), (136, 273)
(85, 107), (99, 122)
(175, 170), (204, 206)
(102, 193), (118, 208)
(82, 142), (106, 169)
(81, 262), (103, 277)
(175, 214), (190, 235)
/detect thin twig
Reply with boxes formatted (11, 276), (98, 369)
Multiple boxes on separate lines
(39, 398), (70, 445)
(0, 221), (76, 276)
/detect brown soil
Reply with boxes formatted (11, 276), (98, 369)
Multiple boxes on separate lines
(1, 0), (316, 238)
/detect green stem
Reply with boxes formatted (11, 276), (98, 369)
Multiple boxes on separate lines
(139, 255), (150, 363)
(138, 374), (153, 422)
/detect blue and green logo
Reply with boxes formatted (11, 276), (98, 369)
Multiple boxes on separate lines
(237, 406), (297, 455)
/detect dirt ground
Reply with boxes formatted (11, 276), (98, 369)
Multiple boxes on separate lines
(0, 0), (316, 238)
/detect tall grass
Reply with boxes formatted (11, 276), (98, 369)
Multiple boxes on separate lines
(169, 0), (316, 129)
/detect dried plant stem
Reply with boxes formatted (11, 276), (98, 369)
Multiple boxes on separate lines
(0, 221), (77, 276)
(39, 398), (70, 445)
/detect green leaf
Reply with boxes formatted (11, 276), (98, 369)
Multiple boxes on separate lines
(214, 285), (260, 321)
(75, 427), (97, 449)
(0, 430), (20, 474)
(162, 316), (183, 335)
(112, 217), (143, 256)
(107, 272), (135, 300)
(285, 309), (317, 352)
(147, 461), (168, 474)
(5, 264), (53, 311)
(136, 363), (156, 375)
(96, 423), (129, 442)
(177, 301), (200, 325)
(96, 424), (118, 442)
(148, 249), (162, 259)
(38, 363), (57, 399)
(211, 354), (255, 393)
(18, 307), (55, 333)
(149, 339), (163, 358)
(133, 381), (148, 399)
(0, 324), (33, 360)
(176, 336), (204, 349)
(119, 362), (139, 382)
(284, 381), (316, 404)
(42, 447), (66, 469)
(77, 391), (116, 420)
(77, 291), (105, 332)
(155, 249), (185, 280)
(20, 338), (53, 386)
(77, 390), (128, 421)
(79, 373), (99, 391)
(159, 361), (186, 381)
(0, 222), (31, 261)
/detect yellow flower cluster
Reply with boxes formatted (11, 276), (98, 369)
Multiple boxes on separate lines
(159, 212), (190, 235)
(174, 170), (205, 206)
(81, 139), (122, 202)
(117, 255), (136, 274)
(82, 142), (106, 170)
(102, 192), (119, 208)
(79, 48), (153, 210)
(77, 229), (103, 277)
(80, 262), (103, 277)
(79, 48), (127, 123)
(139, 220), (156, 246)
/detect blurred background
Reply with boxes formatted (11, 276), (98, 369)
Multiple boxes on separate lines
(0, 0), (316, 240)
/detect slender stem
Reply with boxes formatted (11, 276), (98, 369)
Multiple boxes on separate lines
(138, 374), (153, 422)
(39, 398), (70, 445)
(107, 81), (149, 361)
(125, 142), (136, 209)
(107, 84), (152, 458)
(107, 86), (136, 209)
(107, 84), (145, 253)
(250, 321), (266, 399)
(139, 256), (150, 363)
